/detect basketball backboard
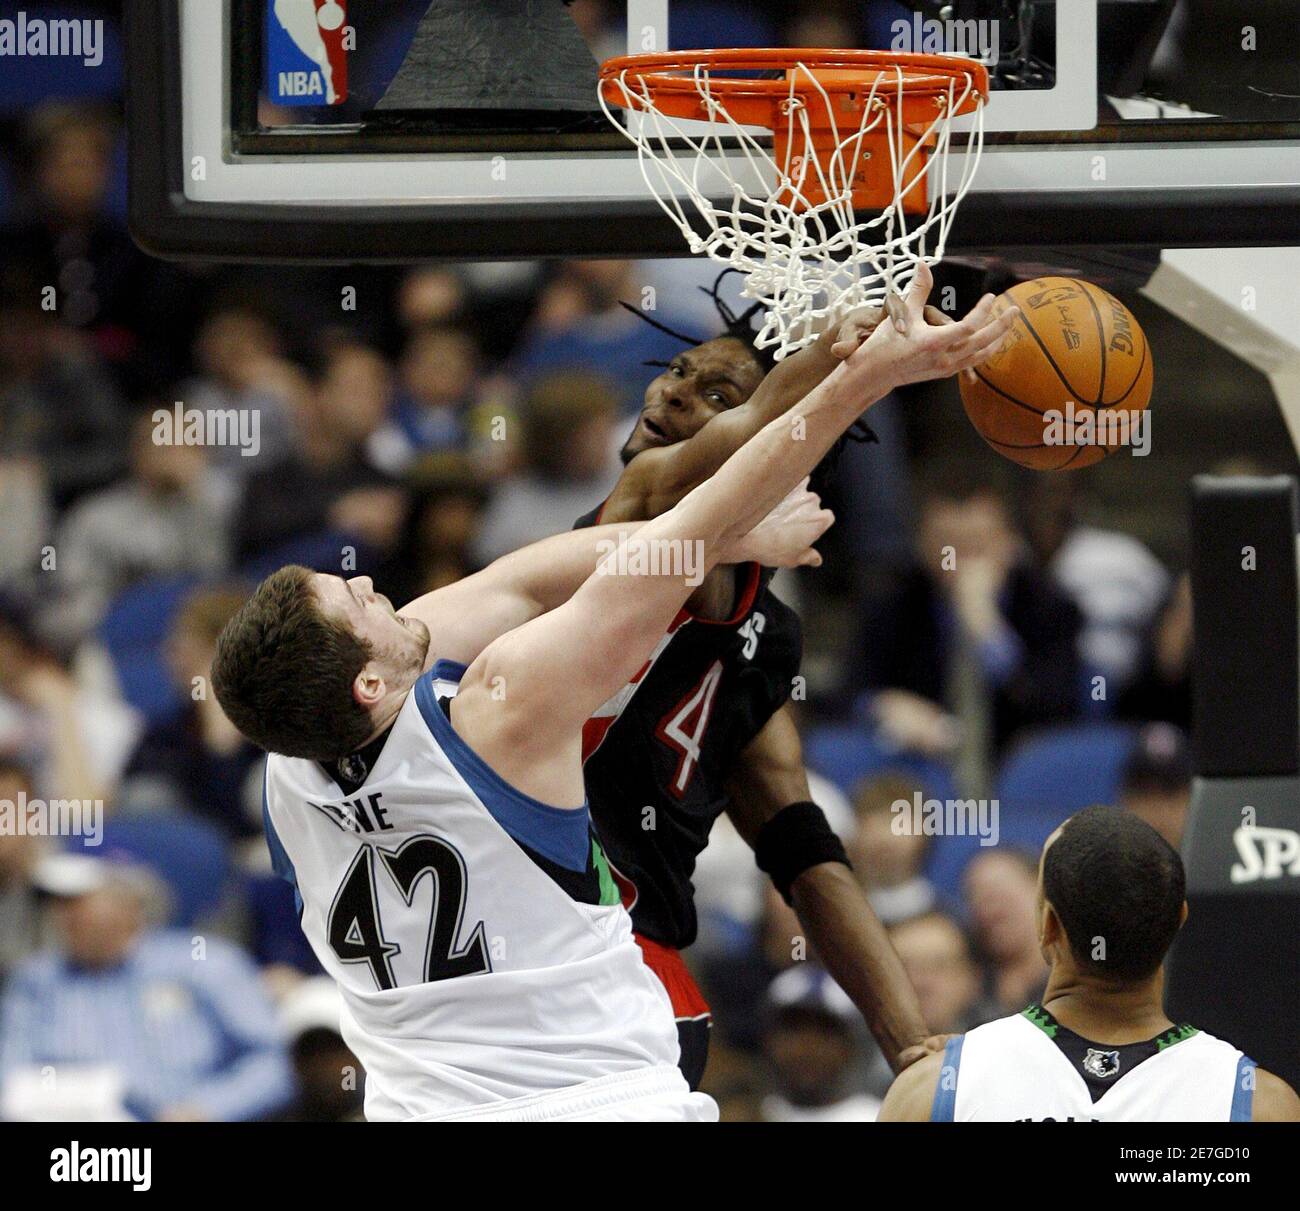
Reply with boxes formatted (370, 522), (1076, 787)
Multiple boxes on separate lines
(128, 1), (1300, 263)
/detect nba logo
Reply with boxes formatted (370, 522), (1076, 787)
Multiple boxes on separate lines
(266, 0), (348, 107)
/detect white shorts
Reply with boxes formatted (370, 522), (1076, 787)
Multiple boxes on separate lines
(411, 1066), (719, 1123)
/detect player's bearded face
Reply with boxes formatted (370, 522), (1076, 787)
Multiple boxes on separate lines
(620, 337), (765, 463)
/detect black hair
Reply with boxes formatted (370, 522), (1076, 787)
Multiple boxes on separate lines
(1043, 805), (1186, 983)
(619, 270), (779, 375)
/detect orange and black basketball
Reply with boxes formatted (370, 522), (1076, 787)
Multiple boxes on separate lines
(959, 277), (1153, 470)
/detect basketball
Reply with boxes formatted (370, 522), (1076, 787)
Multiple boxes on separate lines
(959, 277), (1154, 470)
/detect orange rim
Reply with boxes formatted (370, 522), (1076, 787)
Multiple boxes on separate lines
(599, 47), (989, 118)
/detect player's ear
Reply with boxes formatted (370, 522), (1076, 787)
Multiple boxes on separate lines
(351, 665), (385, 709)
(1039, 899), (1061, 953)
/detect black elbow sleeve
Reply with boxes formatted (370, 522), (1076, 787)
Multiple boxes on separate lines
(753, 800), (851, 905)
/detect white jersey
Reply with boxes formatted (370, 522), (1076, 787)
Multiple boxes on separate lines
(934, 1007), (1256, 1122)
(263, 660), (707, 1121)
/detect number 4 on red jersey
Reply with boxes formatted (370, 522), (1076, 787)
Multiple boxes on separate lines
(654, 660), (724, 798)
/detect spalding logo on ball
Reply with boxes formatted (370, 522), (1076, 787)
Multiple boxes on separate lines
(959, 277), (1153, 470)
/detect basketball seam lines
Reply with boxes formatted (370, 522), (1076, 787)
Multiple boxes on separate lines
(1103, 319), (1150, 408)
(971, 366), (1054, 417)
(1080, 282), (1108, 409)
(1017, 292), (1097, 410)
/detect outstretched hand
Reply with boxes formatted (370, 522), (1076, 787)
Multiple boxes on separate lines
(834, 262), (1019, 395)
(829, 300), (952, 360)
(729, 479), (834, 569)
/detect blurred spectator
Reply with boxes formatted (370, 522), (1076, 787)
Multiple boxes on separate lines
(856, 463), (1082, 794)
(372, 325), (481, 472)
(119, 586), (262, 839)
(0, 454), (51, 591)
(473, 371), (621, 563)
(374, 322), (509, 478)
(1022, 474), (1169, 699)
(888, 911), (997, 1037)
(963, 848), (1049, 1013)
(787, 4), (858, 48)
(1119, 722), (1192, 849)
(235, 341), (404, 562)
(46, 411), (232, 644)
(759, 966), (879, 1122)
(0, 102), (181, 391)
(847, 773), (937, 924)
(0, 759), (50, 984)
(0, 599), (134, 805)
(857, 909), (999, 1098)
(0, 268), (126, 511)
(386, 454), (490, 601)
(699, 880), (801, 1053)
(0, 854), (293, 1122)
(268, 978), (365, 1123)
(179, 298), (303, 479)
(1118, 571), (1193, 729)
(395, 268), (468, 331)
(514, 261), (695, 414)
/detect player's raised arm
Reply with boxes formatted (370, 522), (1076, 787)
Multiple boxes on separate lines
(725, 707), (936, 1073)
(608, 266), (981, 521)
(452, 274), (1017, 806)
(398, 491), (831, 669)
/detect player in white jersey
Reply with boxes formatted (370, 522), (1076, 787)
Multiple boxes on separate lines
(879, 806), (1300, 1122)
(213, 266), (1017, 1121)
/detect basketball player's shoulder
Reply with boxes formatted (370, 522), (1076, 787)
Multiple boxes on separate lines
(877, 1047), (948, 1122)
(1252, 1067), (1300, 1122)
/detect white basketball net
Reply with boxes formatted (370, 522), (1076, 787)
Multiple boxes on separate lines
(599, 60), (987, 359)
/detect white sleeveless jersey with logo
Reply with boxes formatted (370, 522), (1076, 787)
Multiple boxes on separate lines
(933, 1011), (1256, 1122)
(263, 660), (708, 1121)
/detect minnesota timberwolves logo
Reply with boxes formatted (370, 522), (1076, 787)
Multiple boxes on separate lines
(1082, 1048), (1122, 1080)
(266, 0), (349, 107)
(337, 752), (368, 785)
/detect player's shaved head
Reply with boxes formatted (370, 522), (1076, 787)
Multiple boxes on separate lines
(1041, 805), (1186, 983)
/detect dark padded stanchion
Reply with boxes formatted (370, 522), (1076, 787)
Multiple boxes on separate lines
(1165, 475), (1300, 1090)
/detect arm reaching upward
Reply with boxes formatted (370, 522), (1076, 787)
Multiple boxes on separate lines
(452, 270), (1019, 806)
(398, 489), (831, 669)
(606, 279), (960, 523)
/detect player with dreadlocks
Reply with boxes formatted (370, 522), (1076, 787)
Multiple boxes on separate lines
(575, 268), (956, 1087)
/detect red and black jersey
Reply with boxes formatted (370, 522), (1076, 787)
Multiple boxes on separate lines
(574, 502), (802, 949)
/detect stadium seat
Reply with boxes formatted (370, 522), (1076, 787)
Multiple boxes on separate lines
(98, 813), (232, 928)
(994, 722), (1140, 836)
(803, 721), (959, 803)
(98, 575), (200, 729)
(925, 723), (1140, 907)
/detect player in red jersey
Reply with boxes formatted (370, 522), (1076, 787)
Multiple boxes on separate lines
(577, 268), (965, 1086)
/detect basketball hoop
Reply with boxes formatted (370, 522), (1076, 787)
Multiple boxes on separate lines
(598, 49), (989, 359)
